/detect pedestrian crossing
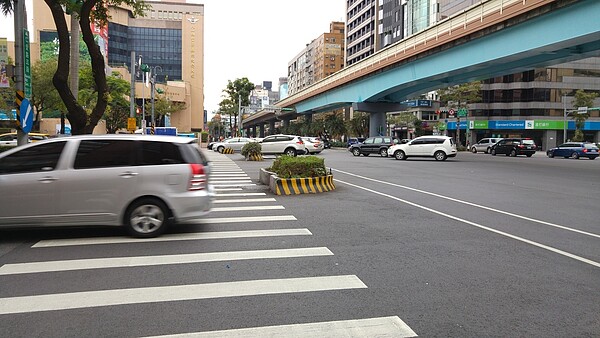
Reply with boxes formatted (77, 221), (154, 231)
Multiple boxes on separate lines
(0, 152), (417, 337)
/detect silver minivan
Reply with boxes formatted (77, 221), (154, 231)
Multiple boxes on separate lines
(470, 138), (503, 153)
(0, 135), (214, 237)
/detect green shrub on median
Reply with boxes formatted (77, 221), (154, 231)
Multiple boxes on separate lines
(269, 155), (327, 179)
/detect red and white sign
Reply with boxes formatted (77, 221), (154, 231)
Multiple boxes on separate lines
(448, 109), (455, 116)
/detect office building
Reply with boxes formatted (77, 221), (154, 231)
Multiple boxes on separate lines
(22, 0), (205, 132)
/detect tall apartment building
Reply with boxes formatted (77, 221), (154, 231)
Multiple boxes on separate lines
(288, 22), (345, 96)
(346, 0), (379, 66)
(25, 0), (205, 132)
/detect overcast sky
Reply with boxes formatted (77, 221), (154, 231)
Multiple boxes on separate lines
(1, 0), (346, 115)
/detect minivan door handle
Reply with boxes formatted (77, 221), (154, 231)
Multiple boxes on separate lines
(38, 176), (58, 183)
(119, 171), (139, 178)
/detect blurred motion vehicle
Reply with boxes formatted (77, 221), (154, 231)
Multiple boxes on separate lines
(212, 137), (254, 153)
(470, 137), (503, 153)
(0, 135), (214, 237)
(260, 134), (305, 156)
(346, 137), (366, 147)
(388, 135), (457, 161)
(490, 138), (536, 157)
(348, 136), (396, 157)
(546, 142), (598, 160)
(304, 137), (325, 154)
(0, 132), (49, 147)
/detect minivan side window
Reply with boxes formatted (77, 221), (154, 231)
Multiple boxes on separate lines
(0, 141), (66, 174)
(140, 141), (184, 165)
(74, 140), (135, 169)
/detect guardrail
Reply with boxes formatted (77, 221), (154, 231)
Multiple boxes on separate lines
(278, 0), (554, 108)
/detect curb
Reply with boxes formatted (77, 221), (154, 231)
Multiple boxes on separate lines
(270, 174), (335, 195)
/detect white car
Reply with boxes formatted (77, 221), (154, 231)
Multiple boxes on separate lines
(212, 137), (254, 153)
(304, 137), (324, 154)
(0, 135), (215, 237)
(387, 135), (457, 161)
(259, 134), (305, 156)
(470, 137), (503, 153)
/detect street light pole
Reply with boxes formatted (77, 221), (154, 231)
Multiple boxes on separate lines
(563, 95), (567, 142)
(150, 66), (162, 133)
(238, 94), (242, 137)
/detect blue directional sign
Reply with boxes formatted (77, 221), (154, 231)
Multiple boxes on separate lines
(20, 98), (33, 133)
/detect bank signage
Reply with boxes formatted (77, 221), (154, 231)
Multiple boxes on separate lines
(446, 119), (600, 131)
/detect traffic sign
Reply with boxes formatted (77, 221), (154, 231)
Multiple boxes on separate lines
(448, 109), (455, 117)
(458, 108), (467, 117)
(23, 29), (31, 98)
(20, 98), (33, 133)
(127, 117), (137, 131)
(577, 106), (588, 114)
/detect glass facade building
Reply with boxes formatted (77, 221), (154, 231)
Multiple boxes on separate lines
(108, 23), (182, 83)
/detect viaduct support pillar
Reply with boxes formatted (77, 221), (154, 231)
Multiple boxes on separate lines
(259, 124), (266, 138)
(269, 120), (276, 135)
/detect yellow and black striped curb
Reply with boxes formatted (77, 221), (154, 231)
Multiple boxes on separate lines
(221, 147), (234, 154)
(272, 175), (335, 195)
(246, 154), (263, 161)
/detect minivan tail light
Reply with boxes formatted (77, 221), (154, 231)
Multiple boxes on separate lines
(297, 140), (304, 145)
(189, 163), (206, 191)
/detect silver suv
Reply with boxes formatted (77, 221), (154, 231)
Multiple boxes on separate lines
(259, 134), (305, 156)
(0, 135), (214, 237)
(470, 137), (503, 153)
(387, 135), (457, 161)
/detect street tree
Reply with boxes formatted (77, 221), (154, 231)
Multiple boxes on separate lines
(42, 0), (148, 134)
(571, 89), (597, 142)
(389, 112), (423, 138)
(217, 97), (235, 135)
(145, 94), (186, 127)
(347, 112), (369, 137)
(438, 81), (482, 146)
(221, 78), (254, 135)
(322, 112), (346, 140)
(31, 57), (65, 130)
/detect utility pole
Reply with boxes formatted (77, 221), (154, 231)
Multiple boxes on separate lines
(130, 51), (135, 118)
(14, 0), (27, 146)
(237, 94), (242, 137)
(67, 11), (80, 135)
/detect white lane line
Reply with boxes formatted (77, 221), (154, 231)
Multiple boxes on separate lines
(196, 215), (297, 224)
(32, 229), (313, 248)
(334, 169), (600, 239)
(211, 205), (285, 212)
(213, 188), (243, 191)
(215, 193), (266, 197)
(0, 247), (333, 275)
(211, 174), (248, 177)
(144, 316), (417, 338)
(0, 275), (367, 315)
(212, 184), (256, 187)
(211, 179), (252, 182)
(335, 179), (600, 269)
(213, 198), (276, 203)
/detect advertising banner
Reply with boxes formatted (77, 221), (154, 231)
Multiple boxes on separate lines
(0, 38), (9, 88)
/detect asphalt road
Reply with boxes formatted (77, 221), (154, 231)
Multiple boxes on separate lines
(0, 148), (598, 337)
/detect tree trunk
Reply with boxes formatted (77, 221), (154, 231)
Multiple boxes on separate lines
(44, 0), (87, 134)
(79, 0), (108, 134)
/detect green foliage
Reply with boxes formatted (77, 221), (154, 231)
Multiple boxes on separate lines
(323, 112), (346, 139)
(269, 155), (327, 179)
(438, 81), (482, 108)
(330, 140), (346, 148)
(200, 131), (209, 142)
(571, 89), (597, 142)
(0, 145), (14, 153)
(347, 112), (369, 137)
(241, 141), (261, 157)
(219, 78), (254, 135)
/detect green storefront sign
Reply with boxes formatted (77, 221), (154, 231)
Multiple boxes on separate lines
(472, 121), (489, 129)
(533, 120), (565, 129)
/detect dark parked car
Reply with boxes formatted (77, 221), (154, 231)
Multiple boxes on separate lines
(348, 136), (397, 157)
(546, 142), (598, 160)
(490, 138), (536, 157)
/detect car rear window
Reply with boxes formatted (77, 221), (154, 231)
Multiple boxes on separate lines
(140, 141), (185, 165)
(522, 140), (535, 145)
(584, 143), (598, 150)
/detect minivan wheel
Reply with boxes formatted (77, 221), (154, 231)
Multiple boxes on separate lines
(394, 150), (406, 160)
(434, 151), (447, 161)
(570, 152), (579, 159)
(285, 148), (297, 157)
(125, 198), (169, 238)
(380, 148), (388, 157)
(352, 148), (361, 156)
